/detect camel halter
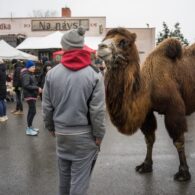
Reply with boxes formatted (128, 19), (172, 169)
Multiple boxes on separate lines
(102, 39), (128, 69)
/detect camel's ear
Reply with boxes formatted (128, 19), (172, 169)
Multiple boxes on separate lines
(129, 33), (136, 44)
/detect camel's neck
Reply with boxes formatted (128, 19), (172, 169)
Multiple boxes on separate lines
(105, 64), (150, 135)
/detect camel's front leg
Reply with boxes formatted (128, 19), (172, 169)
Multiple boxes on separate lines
(136, 112), (157, 173)
(135, 133), (155, 173)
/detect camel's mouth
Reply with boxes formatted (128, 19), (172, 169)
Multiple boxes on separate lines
(97, 49), (113, 65)
(97, 52), (112, 61)
(97, 49), (112, 58)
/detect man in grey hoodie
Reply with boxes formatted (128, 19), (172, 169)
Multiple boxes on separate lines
(42, 27), (106, 195)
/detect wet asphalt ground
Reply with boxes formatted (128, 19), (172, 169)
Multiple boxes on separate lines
(0, 100), (195, 195)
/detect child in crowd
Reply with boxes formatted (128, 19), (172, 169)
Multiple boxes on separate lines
(21, 60), (42, 136)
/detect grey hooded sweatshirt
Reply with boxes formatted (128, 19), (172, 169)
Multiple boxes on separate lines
(42, 63), (106, 139)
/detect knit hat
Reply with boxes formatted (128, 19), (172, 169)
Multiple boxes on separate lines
(61, 27), (86, 50)
(25, 60), (35, 69)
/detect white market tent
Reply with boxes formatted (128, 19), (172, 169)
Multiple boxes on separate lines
(16, 31), (103, 50)
(16, 37), (44, 50)
(17, 31), (63, 49)
(0, 40), (38, 61)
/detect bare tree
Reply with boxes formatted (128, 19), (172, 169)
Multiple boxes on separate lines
(32, 10), (57, 17)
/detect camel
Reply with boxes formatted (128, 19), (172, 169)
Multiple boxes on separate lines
(97, 27), (194, 181)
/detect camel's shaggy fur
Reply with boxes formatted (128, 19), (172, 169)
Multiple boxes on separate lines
(97, 28), (194, 181)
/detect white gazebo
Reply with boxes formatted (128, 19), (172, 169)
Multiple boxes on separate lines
(0, 40), (38, 61)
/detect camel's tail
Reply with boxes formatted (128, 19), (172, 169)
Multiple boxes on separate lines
(164, 38), (182, 60)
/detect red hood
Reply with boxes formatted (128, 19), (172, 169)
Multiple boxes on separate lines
(61, 49), (91, 71)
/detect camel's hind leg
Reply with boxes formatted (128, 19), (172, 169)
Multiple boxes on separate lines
(136, 112), (157, 173)
(173, 135), (191, 181)
(165, 112), (191, 181)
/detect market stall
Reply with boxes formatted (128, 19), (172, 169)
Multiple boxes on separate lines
(0, 40), (38, 61)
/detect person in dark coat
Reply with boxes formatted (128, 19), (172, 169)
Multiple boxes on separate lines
(0, 58), (8, 122)
(38, 61), (52, 100)
(11, 59), (24, 114)
(21, 60), (42, 136)
(41, 56), (49, 65)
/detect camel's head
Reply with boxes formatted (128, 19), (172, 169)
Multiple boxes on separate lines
(97, 28), (138, 69)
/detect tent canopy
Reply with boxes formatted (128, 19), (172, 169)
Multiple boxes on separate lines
(17, 31), (103, 50)
(17, 31), (63, 49)
(0, 40), (38, 61)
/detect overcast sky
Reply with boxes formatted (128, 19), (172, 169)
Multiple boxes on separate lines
(1, 0), (195, 42)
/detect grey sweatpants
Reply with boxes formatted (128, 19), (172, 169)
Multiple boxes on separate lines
(56, 133), (99, 195)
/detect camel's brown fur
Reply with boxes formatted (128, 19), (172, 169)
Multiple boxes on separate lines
(103, 28), (151, 135)
(98, 28), (194, 181)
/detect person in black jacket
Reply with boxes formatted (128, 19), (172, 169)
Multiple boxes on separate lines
(21, 60), (42, 136)
(38, 61), (52, 100)
(0, 58), (8, 122)
(11, 59), (24, 114)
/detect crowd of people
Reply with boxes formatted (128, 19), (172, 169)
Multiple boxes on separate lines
(0, 57), (54, 132)
(0, 27), (106, 195)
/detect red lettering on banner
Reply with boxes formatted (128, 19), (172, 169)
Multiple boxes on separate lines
(0, 23), (11, 30)
(24, 24), (31, 28)
(90, 23), (97, 27)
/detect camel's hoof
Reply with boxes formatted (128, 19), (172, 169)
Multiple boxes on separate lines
(135, 162), (152, 173)
(174, 170), (191, 182)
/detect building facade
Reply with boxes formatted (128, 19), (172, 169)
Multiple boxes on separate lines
(0, 16), (106, 44)
(0, 7), (155, 62)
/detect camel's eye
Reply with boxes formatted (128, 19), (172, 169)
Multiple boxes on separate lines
(118, 39), (129, 49)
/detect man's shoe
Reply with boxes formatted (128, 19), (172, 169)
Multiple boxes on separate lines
(3, 116), (8, 121)
(0, 117), (6, 122)
(26, 127), (38, 136)
(11, 110), (17, 113)
(31, 127), (39, 132)
(14, 111), (24, 115)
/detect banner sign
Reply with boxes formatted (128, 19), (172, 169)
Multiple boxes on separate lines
(31, 19), (89, 31)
